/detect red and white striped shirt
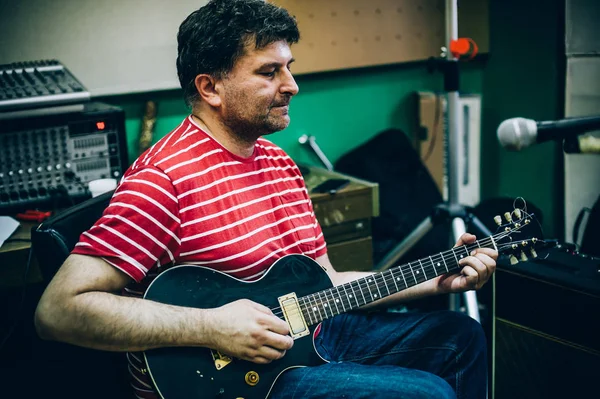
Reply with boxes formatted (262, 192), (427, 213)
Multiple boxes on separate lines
(71, 115), (327, 398)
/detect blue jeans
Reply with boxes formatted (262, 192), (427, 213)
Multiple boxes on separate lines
(270, 310), (487, 399)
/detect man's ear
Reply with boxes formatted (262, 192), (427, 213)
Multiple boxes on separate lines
(194, 74), (222, 107)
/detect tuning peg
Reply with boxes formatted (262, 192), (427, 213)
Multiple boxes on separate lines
(520, 251), (528, 262)
(530, 248), (538, 258)
(504, 212), (513, 222)
(509, 255), (519, 265)
(514, 209), (522, 219)
(494, 215), (502, 226)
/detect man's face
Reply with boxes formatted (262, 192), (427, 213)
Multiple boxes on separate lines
(218, 40), (299, 139)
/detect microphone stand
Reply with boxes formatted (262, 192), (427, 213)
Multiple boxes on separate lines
(374, 0), (493, 323)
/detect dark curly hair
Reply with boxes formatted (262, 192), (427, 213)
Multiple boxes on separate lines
(176, 0), (300, 107)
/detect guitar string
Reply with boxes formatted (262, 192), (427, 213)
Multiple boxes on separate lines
(274, 221), (534, 323)
(272, 237), (499, 320)
(271, 234), (514, 321)
(291, 238), (521, 325)
(273, 240), (488, 321)
(272, 232), (525, 323)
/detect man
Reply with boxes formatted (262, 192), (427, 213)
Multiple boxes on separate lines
(35, 1), (497, 398)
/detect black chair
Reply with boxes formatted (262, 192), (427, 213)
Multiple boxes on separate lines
(31, 191), (131, 399)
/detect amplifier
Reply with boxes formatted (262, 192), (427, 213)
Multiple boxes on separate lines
(493, 246), (600, 399)
(0, 102), (128, 212)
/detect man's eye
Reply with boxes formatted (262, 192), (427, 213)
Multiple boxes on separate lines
(261, 71), (275, 77)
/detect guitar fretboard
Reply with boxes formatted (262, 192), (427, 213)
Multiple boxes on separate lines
(294, 237), (496, 327)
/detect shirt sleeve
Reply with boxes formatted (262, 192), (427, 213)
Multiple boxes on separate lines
(71, 166), (181, 282)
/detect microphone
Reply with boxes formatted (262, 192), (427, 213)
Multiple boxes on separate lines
(497, 115), (600, 153)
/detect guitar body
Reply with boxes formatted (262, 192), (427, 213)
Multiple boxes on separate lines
(143, 254), (332, 399)
(142, 209), (543, 399)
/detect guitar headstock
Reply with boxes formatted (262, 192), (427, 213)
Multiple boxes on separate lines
(492, 206), (549, 265)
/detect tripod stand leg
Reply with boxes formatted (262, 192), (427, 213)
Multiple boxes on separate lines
(375, 217), (434, 271)
(451, 216), (481, 322)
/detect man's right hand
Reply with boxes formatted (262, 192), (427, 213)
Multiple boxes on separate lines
(205, 299), (294, 364)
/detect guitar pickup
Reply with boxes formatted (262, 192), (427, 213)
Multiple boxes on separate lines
(278, 293), (309, 339)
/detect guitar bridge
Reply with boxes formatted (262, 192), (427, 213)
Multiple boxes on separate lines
(278, 292), (309, 339)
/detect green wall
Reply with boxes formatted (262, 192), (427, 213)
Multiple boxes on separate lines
(479, 0), (563, 238)
(97, 0), (563, 239)
(99, 61), (483, 178)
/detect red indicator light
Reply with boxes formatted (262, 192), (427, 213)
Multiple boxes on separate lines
(96, 121), (106, 130)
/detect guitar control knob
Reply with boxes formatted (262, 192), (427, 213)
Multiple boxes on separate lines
(245, 371), (259, 386)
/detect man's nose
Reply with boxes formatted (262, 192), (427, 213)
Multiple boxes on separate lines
(280, 69), (299, 96)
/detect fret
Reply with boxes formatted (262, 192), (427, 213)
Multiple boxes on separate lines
(476, 239), (481, 248)
(355, 279), (367, 306)
(381, 273), (391, 296)
(418, 259), (427, 279)
(331, 287), (341, 314)
(399, 265), (409, 289)
(441, 253), (449, 273)
(373, 275), (383, 300)
(318, 291), (332, 318)
(429, 256), (439, 276)
(349, 280), (362, 308)
(365, 276), (376, 302)
(300, 297), (314, 325)
(451, 248), (460, 265)
(408, 262), (418, 285)
(335, 285), (347, 312)
(309, 294), (324, 321)
(389, 269), (400, 292)
(463, 246), (470, 258)
(341, 283), (354, 310)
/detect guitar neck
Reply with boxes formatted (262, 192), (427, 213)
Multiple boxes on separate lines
(296, 237), (497, 327)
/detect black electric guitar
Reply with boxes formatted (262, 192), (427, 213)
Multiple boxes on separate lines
(143, 208), (546, 399)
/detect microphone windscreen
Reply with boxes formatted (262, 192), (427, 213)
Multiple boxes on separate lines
(497, 117), (537, 150)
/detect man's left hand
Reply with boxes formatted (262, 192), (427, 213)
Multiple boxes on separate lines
(434, 233), (497, 293)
